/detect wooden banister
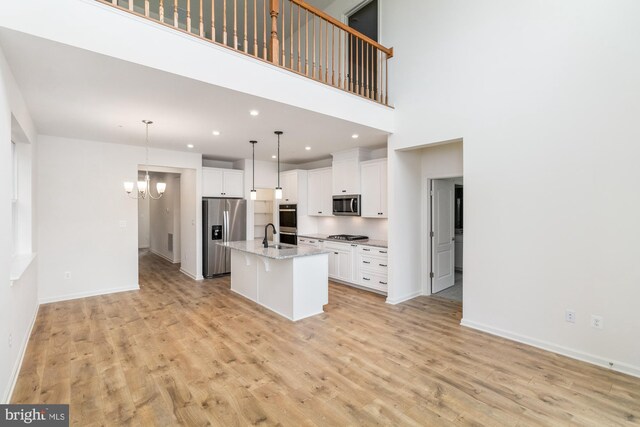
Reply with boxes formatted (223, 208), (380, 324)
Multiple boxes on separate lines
(270, 0), (280, 65)
(96, 0), (393, 105)
(289, 0), (393, 58)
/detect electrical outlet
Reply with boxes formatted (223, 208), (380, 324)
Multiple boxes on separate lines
(119, 220), (127, 228)
(8, 333), (12, 348)
(591, 315), (604, 329)
(565, 310), (576, 323)
(64, 271), (71, 279)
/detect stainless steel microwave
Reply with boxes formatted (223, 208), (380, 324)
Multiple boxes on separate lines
(332, 195), (361, 216)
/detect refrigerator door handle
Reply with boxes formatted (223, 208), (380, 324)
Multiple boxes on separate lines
(223, 211), (228, 242)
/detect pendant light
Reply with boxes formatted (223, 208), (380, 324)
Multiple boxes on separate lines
(124, 120), (166, 199)
(250, 140), (257, 200)
(274, 131), (283, 200)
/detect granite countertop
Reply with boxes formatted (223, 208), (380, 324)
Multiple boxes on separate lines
(219, 241), (331, 260)
(298, 234), (388, 249)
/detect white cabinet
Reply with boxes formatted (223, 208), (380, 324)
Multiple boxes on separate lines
(298, 237), (322, 248)
(279, 170), (307, 204)
(357, 245), (389, 292)
(361, 159), (387, 218)
(324, 242), (354, 283)
(332, 159), (360, 195)
(203, 167), (244, 198)
(307, 168), (333, 216)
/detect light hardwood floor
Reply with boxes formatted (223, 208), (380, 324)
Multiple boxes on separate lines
(12, 252), (640, 426)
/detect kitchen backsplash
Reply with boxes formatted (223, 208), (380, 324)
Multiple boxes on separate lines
(315, 216), (388, 241)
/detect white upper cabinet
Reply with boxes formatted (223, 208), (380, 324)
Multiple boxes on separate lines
(360, 159), (388, 218)
(331, 148), (372, 196)
(278, 170), (308, 206)
(307, 167), (333, 216)
(332, 158), (361, 195)
(203, 167), (244, 198)
(280, 171), (298, 203)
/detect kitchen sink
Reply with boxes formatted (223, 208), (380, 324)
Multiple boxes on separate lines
(268, 244), (286, 250)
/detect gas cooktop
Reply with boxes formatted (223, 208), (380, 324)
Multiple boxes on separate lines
(327, 234), (369, 241)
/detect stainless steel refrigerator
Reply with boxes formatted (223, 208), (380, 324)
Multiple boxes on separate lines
(203, 198), (247, 277)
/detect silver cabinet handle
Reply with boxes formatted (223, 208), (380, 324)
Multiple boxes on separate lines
(380, 281), (387, 285)
(379, 264), (387, 267)
(363, 277), (370, 281)
(379, 250), (387, 254)
(363, 261), (371, 264)
(334, 252), (339, 255)
(363, 248), (370, 252)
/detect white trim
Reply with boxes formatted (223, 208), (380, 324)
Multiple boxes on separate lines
(386, 290), (421, 305)
(9, 252), (36, 282)
(4, 303), (39, 404)
(39, 285), (139, 305)
(461, 319), (640, 379)
(150, 249), (179, 264)
(179, 268), (203, 281)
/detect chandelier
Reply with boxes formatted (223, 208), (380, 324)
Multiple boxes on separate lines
(123, 120), (166, 199)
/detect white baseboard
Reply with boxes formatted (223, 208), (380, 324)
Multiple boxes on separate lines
(386, 290), (422, 305)
(461, 319), (640, 379)
(179, 268), (203, 281)
(149, 249), (179, 264)
(39, 285), (140, 305)
(4, 302), (39, 404)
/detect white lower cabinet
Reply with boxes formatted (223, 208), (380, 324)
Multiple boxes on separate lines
(302, 238), (388, 294)
(357, 245), (389, 292)
(324, 242), (354, 283)
(298, 237), (321, 248)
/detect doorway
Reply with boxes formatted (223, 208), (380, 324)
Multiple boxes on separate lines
(430, 177), (463, 301)
(138, 171), (182, 264)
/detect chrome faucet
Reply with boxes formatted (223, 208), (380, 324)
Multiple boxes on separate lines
(263, 223), (277, 248)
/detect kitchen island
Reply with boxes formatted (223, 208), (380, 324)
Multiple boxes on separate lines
(219, 241), (330, 321)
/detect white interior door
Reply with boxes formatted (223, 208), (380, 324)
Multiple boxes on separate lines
(432, 179), (455, 293)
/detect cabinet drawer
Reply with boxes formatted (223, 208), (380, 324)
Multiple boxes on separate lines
(359, 254), (388, 274)
(359, 272), (388, 291)
(358, 245), (388, 258)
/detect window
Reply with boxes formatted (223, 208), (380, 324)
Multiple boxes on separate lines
(10, 137), (33, 257)
(11, 140), (18, 256)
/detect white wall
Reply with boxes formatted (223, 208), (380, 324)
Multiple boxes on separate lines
(179, 168), (199, 279)
(37, 136), (203, 303)
(137, 173), (150, 248)
(0, 45), (39, 403)
(383, 0), (640, 376)
(315, 217), (387, 241)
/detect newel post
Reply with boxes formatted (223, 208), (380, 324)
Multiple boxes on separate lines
(270, 0), (280, 65)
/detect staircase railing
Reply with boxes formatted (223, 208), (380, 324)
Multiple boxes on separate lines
(98, 0), (393, 105)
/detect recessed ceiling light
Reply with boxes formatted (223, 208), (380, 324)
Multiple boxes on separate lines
(212, 130), (220, 136)
(305, 146), (311, 151)
(250, 110), (260, 116)
(187, 144), (194, 148)
(272, 155), (277, 159)
(352, 134), (359, 139)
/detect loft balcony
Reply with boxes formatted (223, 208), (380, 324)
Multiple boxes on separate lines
(98, 0), (393, 106)
(0, 0), (394, 133)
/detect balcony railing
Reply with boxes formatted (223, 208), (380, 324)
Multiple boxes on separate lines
(98, 0), (393, 105)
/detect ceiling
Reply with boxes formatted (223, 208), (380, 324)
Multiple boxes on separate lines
(0, 28), (388, 163)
